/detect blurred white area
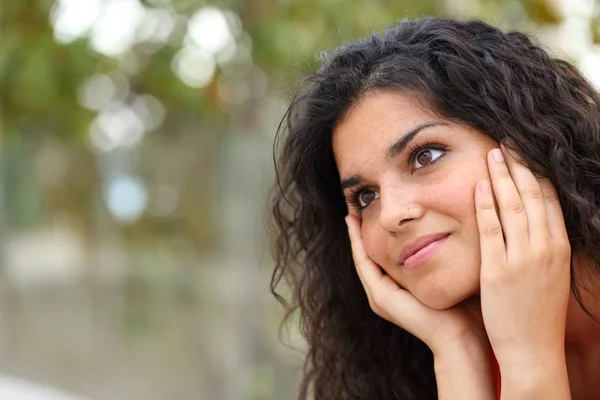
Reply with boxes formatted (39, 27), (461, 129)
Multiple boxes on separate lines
(89, 0), (147, 57)
(51, 0), (148, 57)
(90, 103), (146, 151)
(51, 0), (251, 90)
(4, 226), (86, 289)
(172, 46), (216, 88)
(0, 374), (88, 400)
(186, 6), (233, 55)
(50, 0), (103, 44)
(78, 73), (130, 112)
(552, 0), (600, 88)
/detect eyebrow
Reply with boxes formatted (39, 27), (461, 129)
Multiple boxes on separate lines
(385, 122), (448, 160)
(339, 122), (447, 191)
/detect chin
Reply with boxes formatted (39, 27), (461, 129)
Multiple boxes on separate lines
(420, 290), (474, 310)
(411, 273), (479, 311)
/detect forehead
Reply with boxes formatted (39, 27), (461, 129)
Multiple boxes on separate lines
(332, 91), (435, 162)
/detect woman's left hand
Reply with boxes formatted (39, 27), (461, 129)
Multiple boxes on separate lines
(475, 142), (572, 396)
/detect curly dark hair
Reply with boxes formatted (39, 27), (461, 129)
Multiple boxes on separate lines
(268, 17), (600, 399)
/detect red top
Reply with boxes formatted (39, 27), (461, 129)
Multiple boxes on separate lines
(492, 356), (501, 399)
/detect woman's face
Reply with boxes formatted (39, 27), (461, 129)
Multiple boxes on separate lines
(332, 91), (499, 310)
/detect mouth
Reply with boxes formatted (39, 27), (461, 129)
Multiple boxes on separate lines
(401, 234), (450, 270)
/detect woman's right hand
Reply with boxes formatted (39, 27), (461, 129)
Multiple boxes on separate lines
(345, 215), (496, 399)
(345, 214), (485, 353)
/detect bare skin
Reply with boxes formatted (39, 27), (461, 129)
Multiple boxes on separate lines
(335, 90), (600, 398)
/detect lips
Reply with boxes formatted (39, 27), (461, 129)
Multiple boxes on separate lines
(399, 233), (451, 264)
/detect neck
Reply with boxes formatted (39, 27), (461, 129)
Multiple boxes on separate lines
(565, 253), (600, 354)
(564, 254), (600, 398)
(565, 291), (600, 354)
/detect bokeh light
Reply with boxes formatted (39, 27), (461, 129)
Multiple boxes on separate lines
(103, 174), (148, 223)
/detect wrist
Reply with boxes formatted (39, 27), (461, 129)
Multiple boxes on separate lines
(498, 348), (567, 377)
(431, 328), (491, 358)
(499, 352), (570, 400)
(433, 333), (496, 400)
(433, 332), (492, 372)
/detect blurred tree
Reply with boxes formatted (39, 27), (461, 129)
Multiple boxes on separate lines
(1, 0), (593, 146)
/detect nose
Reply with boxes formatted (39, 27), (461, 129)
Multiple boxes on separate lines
(378, 185), (414, 232)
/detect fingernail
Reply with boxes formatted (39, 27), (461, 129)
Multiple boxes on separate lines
(492, 148), (504, 162)
(479, 181), (489, 194)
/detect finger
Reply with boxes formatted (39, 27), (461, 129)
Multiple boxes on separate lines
(500, 142), (549, 246)
(537, 178), (569, 241)
(345, 216), (425, 327)
(502, 141), (568, 241)
(488, 148), (529, 256)
(345, 215), (376, 302)
(346, 215), (404, 321)
(346, 215), (401, 317)
(475, 180), (507, 268)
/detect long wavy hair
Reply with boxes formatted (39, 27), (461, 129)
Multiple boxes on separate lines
(268, 17), (600, 399)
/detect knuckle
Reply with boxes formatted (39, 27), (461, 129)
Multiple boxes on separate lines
(554, 238), (572, 257)
(482, 265), (517, 286)
(372, 307), (385, 319)
(532, 245), (552, 264)
(367, 298), (380, 314)
(524, 183), (543, 199)
(506, 199), (525, 214)
(480, 269), (502, 286)
(501, 257), (519, 271)
(351, 251), (368, 266)
(357, 254), (370, 265)
(536, 243), (551, 257)
(479, 199), (496, 210)
(370, 291), (387, 309)
(482, 223), (503, 237)
(542, 187), (560, 202)
(495, 168), (511, 178)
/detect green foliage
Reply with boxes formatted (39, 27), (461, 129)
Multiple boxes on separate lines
(0, 0), (597, 232)
(248, 0), (445, 82)
(1, 0), (597, 143)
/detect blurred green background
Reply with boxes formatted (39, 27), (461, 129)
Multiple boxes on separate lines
(0, 0), (598, 399)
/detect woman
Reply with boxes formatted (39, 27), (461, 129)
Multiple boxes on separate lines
(269, 17), (600, 399)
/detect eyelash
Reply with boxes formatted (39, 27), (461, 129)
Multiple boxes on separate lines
(345, 141), (449, 212)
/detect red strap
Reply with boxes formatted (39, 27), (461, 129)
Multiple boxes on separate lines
(492, 355), (501, 399)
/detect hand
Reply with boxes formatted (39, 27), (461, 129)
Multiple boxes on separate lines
(346, 215), (497, 398)
(345, 215), (489, 356)
(475, 143), (571, 388)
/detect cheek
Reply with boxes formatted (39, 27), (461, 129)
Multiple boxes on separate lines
(360, 222), (389, 266)
(358, 158), (490, 268)
(433, 180), (476, 216)
(434, 164), (490, 258)
(434, 157), (490, 221)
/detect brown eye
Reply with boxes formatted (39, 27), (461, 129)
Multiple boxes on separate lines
(413, 148), (445, 169)
(417, 150), (433, 165)
(357, 190), (380, 208)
